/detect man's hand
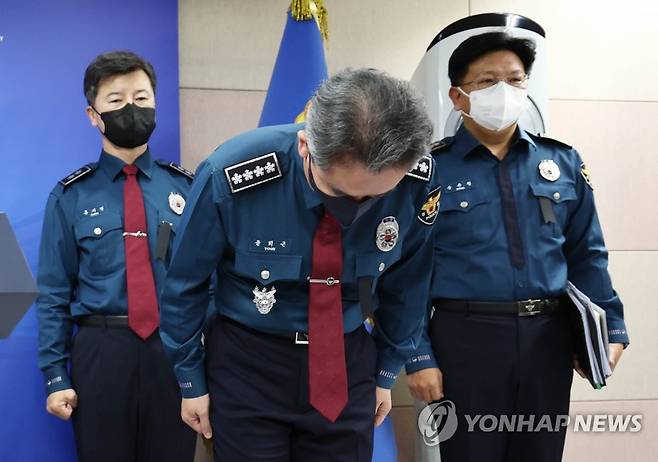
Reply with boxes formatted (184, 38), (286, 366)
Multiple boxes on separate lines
(574, 343), (625, 379)
(608, 343), (625, 373)
(182, 394), (212, 439)
(374, 387), (392, 427)
(46, 389), (78, 420)
(407, 368), (444, 403)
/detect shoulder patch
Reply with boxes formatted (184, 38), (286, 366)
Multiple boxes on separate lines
(418, 186), (441, 226)
(157, 160), (195, 180)
(529, 134), (573, 150)
(59, 164), (95, 187)
(429, 137), (453, 155)
(580, 162), (593, 190)
(224, 152), (282, 194)
(406, 156), (433, 182)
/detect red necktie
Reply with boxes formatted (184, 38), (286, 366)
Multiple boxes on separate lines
(308, 210), (348, 422)
(122, 165), (159, 339)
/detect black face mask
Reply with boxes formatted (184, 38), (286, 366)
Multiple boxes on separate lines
(307, 158), (382, 227)
(94, 103), (156, 148)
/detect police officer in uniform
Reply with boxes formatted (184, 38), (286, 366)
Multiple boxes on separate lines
(159, 68), (440, 461)
(405, 33), (629, 462)
(37, 51), (196, 462)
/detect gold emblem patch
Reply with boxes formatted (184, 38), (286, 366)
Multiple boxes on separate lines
(418, 186), (441, 225)
(580, 162), (593, 190)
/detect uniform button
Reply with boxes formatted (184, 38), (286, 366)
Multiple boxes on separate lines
(260, 269), (270, 280)
(553, 192), (561, 201)
(378, 262), (385, 272)
(518, 281), (525, 287)
(93, 227), (102, 236)
(460, 201), (469, 209)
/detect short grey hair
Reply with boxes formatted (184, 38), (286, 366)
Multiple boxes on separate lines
(305, 68), (433, 172)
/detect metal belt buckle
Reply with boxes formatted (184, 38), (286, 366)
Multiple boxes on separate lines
(295, 332), (309, 345)
(518, 299), (542, 317)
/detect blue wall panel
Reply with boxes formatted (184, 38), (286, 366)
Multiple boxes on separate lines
(0, 1), (179, 459)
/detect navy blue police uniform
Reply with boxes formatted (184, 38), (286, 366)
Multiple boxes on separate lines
(37, 149), (197, 462)
(406, 126), (629, 462)
(159, 123), (440, 461)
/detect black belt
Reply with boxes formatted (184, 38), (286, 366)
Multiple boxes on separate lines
(77, 315), (129, 327)
(220, 316), (365, 345)
(434, 297), (564, 317)
(221, 316), (310, 345)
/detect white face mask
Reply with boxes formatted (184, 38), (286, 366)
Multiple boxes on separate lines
(458, 81), (528, 131)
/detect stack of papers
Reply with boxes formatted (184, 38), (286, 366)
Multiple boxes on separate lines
(566, 281), (612, 389)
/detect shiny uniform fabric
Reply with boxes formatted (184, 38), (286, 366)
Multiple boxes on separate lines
(406, 126), (628, 373)
(36, 149), (193, 394)
(159, 123), (440, 398)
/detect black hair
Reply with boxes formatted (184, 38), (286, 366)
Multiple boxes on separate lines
(83, 50), (157, 106)
(448, 32), (536, 86)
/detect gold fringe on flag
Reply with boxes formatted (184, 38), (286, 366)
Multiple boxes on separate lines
(294, 101), (313, 124)
(290, 0), (329, 42)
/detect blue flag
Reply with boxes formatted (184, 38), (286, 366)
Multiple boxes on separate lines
(258, 9), (327, 126)
(258, 4), (397, 461)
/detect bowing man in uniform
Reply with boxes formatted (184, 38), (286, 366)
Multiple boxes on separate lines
(160, 68), (441, 461)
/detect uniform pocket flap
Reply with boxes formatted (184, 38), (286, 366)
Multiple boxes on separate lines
(74, 212), (123, 239)
(355, 244), (403, 278)
(440, 189), (490, 213)
(158, 209), (180, 234)
(234, 251), (303, 284)
(530, 183), (577, 203)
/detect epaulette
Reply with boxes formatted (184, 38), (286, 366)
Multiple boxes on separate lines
(224, 152), (283, 194)
(528, 133), (573, 150)
(157, 160), (195, 180)
(429, 137), (454, 156)
(59, 163), (96, 187)
(405, 155), (433, 182)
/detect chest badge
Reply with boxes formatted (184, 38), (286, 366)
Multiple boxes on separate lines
(168, 192), (186, 215)
(376, 216), (399, 252)
(253, 286), (277, 315)
(538, 160), (560, 182)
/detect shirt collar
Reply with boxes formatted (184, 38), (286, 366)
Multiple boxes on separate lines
(456, 125), (536, 159)
(516, 127), (537, 149)
(454, 125), (484, 158)
(98, 148), (154, 181)
(293, 147), (323, 209)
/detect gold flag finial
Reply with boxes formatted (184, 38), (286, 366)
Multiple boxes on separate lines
(290, 0), (329, 42)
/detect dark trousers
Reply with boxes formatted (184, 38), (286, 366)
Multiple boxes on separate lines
(205, 316), (376, 462)
(70, 325), (196, 462)
(430, 307), (574, 462)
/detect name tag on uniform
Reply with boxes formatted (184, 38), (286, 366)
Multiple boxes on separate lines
(249, 238), (292, 254)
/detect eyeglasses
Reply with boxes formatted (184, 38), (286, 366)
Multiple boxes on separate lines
(460, 74), (529, 91)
